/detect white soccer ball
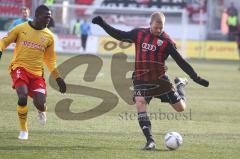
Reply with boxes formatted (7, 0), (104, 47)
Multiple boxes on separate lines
(164, 132), (183, 150)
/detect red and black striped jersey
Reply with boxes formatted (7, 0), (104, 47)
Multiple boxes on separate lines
(100, 21), (198, 83)
(133, 28), (176, 81)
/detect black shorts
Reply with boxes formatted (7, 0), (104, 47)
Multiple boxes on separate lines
(133, 76), (182, 104)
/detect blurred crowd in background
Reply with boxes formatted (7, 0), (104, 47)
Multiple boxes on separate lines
(0, 0), (239, 41)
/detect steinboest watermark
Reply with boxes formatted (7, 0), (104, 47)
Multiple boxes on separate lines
(48, 40), (179, 121)
(118, 109), (192, 121)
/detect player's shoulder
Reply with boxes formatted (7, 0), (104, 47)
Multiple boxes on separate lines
(19, 21), (29, 27)
(131, 27), (150, 36)
(11, 22), (28, 31)
(46, 28), (54, 35)
(135, 27), (149, 33)
(42, 28), (55, 43)
(160, 31), (176, 46)
(43, 28), (54, 37)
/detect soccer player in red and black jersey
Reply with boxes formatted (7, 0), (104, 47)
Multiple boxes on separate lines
(92, 12), (209, 150)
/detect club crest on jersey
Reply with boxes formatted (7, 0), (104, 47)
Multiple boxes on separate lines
(21, 31), (27, 35)
(40, 37), (47, 43)
(157, 39), (163, 46)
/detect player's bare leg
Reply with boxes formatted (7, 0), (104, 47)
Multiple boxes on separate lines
(135, 96), (155, 150)
(16, 85), (29, 140)
(33, 92), (47, 125)
(171, 100), (186, 112)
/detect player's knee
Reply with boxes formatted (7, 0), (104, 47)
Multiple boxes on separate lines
(18, 97), (27, 106)
(135, 97), (148, 112)
(172, 101), (186, 112)
(135, 97), (147, 106)
(175, 106), (185, 112)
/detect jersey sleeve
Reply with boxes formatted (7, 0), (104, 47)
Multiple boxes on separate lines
(0, 27), (19, 52)
(44, 38), (60, 79)
(165, 41), (198, 79)
(101, 21), (138, 43)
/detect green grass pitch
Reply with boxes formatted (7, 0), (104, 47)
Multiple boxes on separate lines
(0, 52), (240, 159)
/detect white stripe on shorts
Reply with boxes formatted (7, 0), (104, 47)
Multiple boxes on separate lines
(33, 88), (46, 94)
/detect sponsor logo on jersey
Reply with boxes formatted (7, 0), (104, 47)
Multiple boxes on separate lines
(21, 31), (27, 35)
(142, 43), (156, 51)
(21, 41), (45, 52)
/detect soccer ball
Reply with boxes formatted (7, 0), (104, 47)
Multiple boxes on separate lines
(164, 132), (183, 150)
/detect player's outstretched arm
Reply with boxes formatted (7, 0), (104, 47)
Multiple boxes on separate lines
(92, 16), (104, 26)
(167, 42), (209, 87)
(191, 76), (209, 87)
(92, 16), (136, 42)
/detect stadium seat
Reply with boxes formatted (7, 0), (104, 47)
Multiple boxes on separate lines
(101, 0), (186, 9)
(75, 0), (93, 5)
(75, 8), (86, 16)
(0, 0), (32, 17)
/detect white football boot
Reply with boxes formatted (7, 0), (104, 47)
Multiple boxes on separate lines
(174, 77), (188, 87)
(18, 131), (28, 140)
(38, 111), (47, 126)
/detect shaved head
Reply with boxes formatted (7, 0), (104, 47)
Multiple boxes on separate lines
(150, 11), (165, 25)
(150, 11), (165, 36)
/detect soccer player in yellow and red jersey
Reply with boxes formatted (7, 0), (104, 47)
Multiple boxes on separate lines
(0, 5), (66, 140)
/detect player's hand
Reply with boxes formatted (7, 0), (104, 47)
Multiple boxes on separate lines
(92, 16), (104, 26)
(56, 77), (66, 93)
(0, 51), (2, 60)
(192, 76), (209, 87)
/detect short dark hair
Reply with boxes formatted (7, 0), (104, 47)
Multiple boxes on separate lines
(35, 4), (50, 17)
(21, 6), (30, 12)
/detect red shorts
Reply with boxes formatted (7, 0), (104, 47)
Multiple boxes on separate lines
(11, 67), (46, 97)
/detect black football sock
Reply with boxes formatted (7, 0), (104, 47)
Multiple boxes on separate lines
(176, 84), (186, 101)
(138, 112), (154, 142)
